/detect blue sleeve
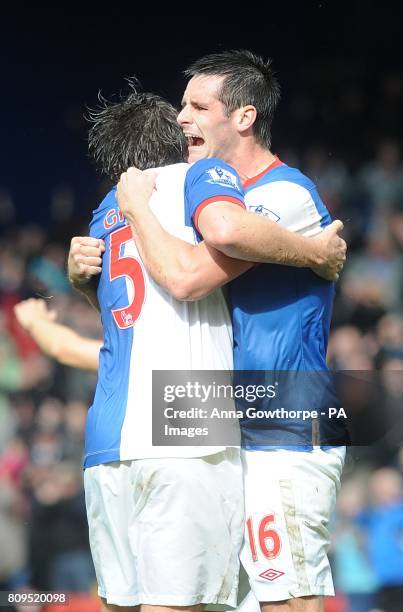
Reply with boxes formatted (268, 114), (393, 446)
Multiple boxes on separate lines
(184, 158), (245, 239)
(89, 188), (118, 239)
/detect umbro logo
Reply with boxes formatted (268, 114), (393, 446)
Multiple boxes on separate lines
(259, 568), (285, 581)
(249, 205), (280, 222)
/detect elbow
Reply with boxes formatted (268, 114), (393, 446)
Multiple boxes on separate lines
(167, 274), (209, 302)
(169, 279), (192, 301)
(170, 287), (195, 301)
(165, 261), (211, 301)
(203, 220), (238, 251)
(172, 286), (211, 302)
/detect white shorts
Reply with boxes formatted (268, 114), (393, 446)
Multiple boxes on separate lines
(84, 449), (244, 608)
(239, 447), (345, 603)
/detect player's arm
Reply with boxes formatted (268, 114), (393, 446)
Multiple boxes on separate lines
(14, 299), (101, 371)
(197, 202), (345, 278)
(67, 236), (104, 311)
(118, 164), (345, 301)
(117, 168), (253, 300)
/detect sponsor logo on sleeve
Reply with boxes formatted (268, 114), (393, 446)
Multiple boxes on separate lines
(249, 205), (280, 222)
(206, 166), (242, 192)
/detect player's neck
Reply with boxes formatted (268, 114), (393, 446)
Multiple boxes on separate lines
(227, 142), (276, 183)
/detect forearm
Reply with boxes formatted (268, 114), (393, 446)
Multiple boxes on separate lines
(125, 207), (252, 300)
(116, 169), (255, 299)
(28, 319), (100, 370)
(28, 318), (78, 359)
(125, 206), (198, 298)
(127, 222), (216, 301)
(207, 209), (322, 266)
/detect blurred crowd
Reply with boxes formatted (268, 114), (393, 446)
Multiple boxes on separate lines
(1, 63), (403, 612)
(0, 223), (101, 598)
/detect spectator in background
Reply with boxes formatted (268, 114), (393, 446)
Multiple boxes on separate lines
(12, 293), (101, 404)
(376, 314), (403, 355)
(10, 300), (102, 592)
(0, 306), (52, 454)
(0, 478), (28, 590)
(331, 239), (399, 331)
(28, 462), (95, 592)
(0, 438), (30, 591)
(62, 400), (89, 466)
(303, 145), (352, 218)
(14, 298), (100, 371)
(379, 355), (403, 455)
(327, 325), (376, 370)
(332, 475), (378, 612)
(356, 139), (403, 239)
(358, 468), (403, 612)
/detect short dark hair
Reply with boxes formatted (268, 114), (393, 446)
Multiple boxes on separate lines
(87, 79), (187, 181)
(185, 50), (280, 149)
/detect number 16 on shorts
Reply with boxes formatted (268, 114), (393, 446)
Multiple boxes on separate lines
(243, 514), (288, 586)
(246, 514), (281, 561)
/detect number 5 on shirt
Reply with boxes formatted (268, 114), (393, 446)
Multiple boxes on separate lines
(109, 225), (145, 329)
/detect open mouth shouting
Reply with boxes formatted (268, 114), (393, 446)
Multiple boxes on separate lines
(185, 134), (205, 160)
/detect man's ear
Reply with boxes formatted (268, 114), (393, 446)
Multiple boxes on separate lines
(236, 105), (257, 133)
